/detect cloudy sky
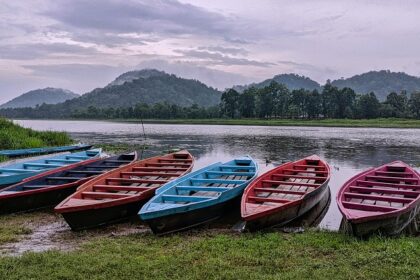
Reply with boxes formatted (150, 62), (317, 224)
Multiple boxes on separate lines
(1, 0), (419, 103)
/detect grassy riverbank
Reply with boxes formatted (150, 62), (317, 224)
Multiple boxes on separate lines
(0, 229), (418, 280)
(116, 118), (420, 128)
(0, 118), (72, 161)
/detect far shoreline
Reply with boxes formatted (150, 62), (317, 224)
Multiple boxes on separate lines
(12, 118), (420, 129)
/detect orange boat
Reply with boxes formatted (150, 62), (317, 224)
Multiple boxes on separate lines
(55, 150), (194, 230)
(241, 155), (331, 231)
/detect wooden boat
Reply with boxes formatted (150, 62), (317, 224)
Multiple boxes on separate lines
(0, 152), (137, 214)
(140, 156), (258, 235)
(337, 161), (420, 237)
(55, 150), (194, 230)
(241, 155), (331, 231)
(0, 144), (92, 158)
(0, 149), (102, 187)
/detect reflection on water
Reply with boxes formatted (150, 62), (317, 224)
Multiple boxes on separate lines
(15, 120), (420, 230)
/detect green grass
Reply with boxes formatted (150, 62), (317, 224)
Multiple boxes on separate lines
(0, 230), (418, 279)
(116, 118), (420, 128)
(0, 118), (72, 161)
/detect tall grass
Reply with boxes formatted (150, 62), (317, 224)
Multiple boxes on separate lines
(0, 118), (72, 150)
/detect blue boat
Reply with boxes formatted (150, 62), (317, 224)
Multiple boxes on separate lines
(0, 149), (102, 186)
(139, 156), (258, 235)
(0, 144), (92, 158)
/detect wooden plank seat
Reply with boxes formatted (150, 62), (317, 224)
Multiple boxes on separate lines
(190, 178), (246, 185)
(365, 175), (418, 182)
(92, 185), (150, 192)
(293, 164), (325, 169)
(23, 163), (64, 168)
(0, 168), (35, 173)
(283, 169), (328, 175)
(348, 186), (420, 197)
(253, 187), (307, 195)
(132, 167), (188, 171)
(146, 162), (191, 167)
(342, 201), (398, 212)
(120, 171), (182, 177)
(105, 178), (168, 184)
(158, 158), (193, 162)
(271, 174), (327, 180)
(81, 191), (134, 199)
(261, 180), (320, 187)
(248, 196), (291, 203)
(46, 159), (80, 163)
(356, 180), (420, 189)
(375, 171), (414, 177)
(65, 155), (89, 160)
(205, 171), (254, 177)
(162, 194), (211, 203)
(344, 192), (414, 204)
(176, 186), (232, 192)
(219, 165), (255, 170)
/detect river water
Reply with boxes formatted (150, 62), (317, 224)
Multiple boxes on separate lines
(15, 119), (420, 230)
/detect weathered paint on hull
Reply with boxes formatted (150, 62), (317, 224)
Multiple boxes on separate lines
(0, 186), (78, 214)
(61, 200), (145, 231)
(145, 197), (241, 235)
(285, 188), (331, 228)
(245, 183), (330, 231)
(339, 203), (420, 237)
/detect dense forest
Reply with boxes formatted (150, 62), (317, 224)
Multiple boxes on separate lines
(2, 82), (418, 120)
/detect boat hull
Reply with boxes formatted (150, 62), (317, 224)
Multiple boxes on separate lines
(61, 200), (145, 231)
(145, 197), (240, 235)
(245, 182), (330, 231)
(339, 203), (420, 237)
(0, 185), (78, 214)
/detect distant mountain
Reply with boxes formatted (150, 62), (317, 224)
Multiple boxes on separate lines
(106, 69), (167, 87)
(233, 73), (321, 92)
(36, 69), (222, 115)
(0, 88), (78, 109)
(331, 70), (420, 100)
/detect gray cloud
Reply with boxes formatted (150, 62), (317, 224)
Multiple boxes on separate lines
(176, 49), (275, 67)
(22, 63), (129, 94)
(197, 46), (248, 56)
(43, 0), (249, 42)
(0, 43), (98, 60)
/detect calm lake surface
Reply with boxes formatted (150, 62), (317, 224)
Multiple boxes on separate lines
(15, 119), (420, 230)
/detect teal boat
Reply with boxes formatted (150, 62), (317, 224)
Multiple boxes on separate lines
(0, 149), (102, 186)
(139, 156), (258, 235)
(0, 144), (92, 158)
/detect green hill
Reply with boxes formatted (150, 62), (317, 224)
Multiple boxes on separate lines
(233, 73), (321, 92)
(0, 88), (78, 109)
(331, 70), (420, 100)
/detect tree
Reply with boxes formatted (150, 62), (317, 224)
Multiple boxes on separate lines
(238, 88), (256, 118)
(385, 91), (409, 117)
(409, 92), (420, 118)
(221, 89), (240, 118)
(356, 92), (380, 119)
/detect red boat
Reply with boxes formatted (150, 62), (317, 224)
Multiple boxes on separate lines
(337, 161), (420, 237)
(241, 155), (331, 230)
(55, 150), (194, 230)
